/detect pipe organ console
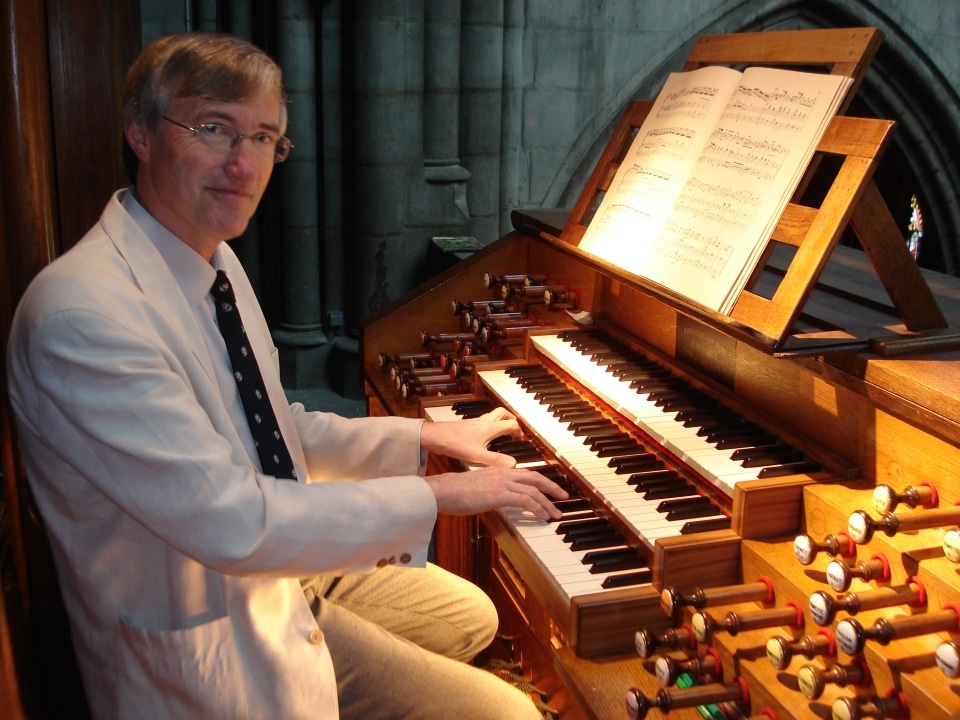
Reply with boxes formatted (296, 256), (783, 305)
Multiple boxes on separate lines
(360, 203), (960, 719)
(358, 25), (960, 720)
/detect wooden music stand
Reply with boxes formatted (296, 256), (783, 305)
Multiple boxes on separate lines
(550, 27), (957, 355)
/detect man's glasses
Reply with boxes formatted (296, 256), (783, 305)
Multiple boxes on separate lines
(163, 116), (294, 164)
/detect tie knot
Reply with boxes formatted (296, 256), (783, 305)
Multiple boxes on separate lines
(211, 270), (235, 301)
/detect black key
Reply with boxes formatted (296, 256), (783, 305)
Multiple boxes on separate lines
(713, 433), (778, 450)
(548, 510), (596, 524)
(558, 410), (605, 424)
(584, 548), (647, 572)
(758, 460), (822, 478)
(655, 496), (714, 513)
(594, 439), (645, 457)
(555, 517), (608, 535)
(660, 396), (722, 413)
(697, 418), (754, 437)
(666, 504), (721, 521)
(680, 516), (732, 534)
(572, 422), (615, 437)
(737, 447), (805, 468)
(610, 455), (664, 473)
(552, 498), (593, 513)
(451, 400), (495, 417)
(627, 469), (681, 486)
(630, 377), (684, 393)
(601, 570), (653, 588)
(643, 484), (697, 500)
(675, 405), (737, 421)
(570, 533), (625, 551)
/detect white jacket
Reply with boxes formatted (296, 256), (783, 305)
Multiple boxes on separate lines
(7, 189), (438, 719)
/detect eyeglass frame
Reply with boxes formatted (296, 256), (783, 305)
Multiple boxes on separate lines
(162, 116), (294, 164)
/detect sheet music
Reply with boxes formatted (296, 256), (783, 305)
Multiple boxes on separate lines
(579, 66), (742, 270)
(578, 65), (851, 314)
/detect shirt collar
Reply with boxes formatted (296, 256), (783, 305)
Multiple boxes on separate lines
(121, 188), (221, 308)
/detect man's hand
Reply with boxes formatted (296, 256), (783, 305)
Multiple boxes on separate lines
(424, 466), (568, 520)
(419, 408), (525, 468)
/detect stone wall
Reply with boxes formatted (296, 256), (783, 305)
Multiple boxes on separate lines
(137, 0), (960, 319)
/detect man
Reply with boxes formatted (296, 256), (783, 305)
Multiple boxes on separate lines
(7, 32), (565, 719)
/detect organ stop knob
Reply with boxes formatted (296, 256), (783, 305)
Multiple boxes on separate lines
(765, 630), (836, 670)
(654, 647), (722, 686)
(692, 601), (804, 643)
(871, 482), (938, 513)
(834, 603), (960, 655)
(634, 624), (696, 659)
(796, 657), (871, 700)
(830, 689), (908, 720)
(808, 577), (926, 626)
(625, 677), (750, 720)
(660, 576), (775, 620)
(793, 532), (856, 566)
(848, 504), (960, 544)
(936, 640), (960, 679)
(824, 553), (889, 593)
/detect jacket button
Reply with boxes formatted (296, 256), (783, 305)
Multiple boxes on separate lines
(399, 553), (412, 564)
(308, 629), (324, 645)
(376, 558), (388, 568)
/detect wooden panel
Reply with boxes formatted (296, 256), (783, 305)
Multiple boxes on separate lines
(1, 0), (63, 717)
(46, 0), (139, 248)
(0, 2), (140, 717)
(683, 27), (882, 78)
(652, 531), (742, 591)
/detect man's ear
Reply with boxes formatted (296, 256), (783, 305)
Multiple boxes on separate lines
(124, 121), (151, 162)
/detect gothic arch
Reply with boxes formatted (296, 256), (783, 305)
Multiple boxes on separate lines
(557, 0), (960, 274)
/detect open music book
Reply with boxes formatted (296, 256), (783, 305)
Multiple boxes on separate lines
(577, 64), (852, 314)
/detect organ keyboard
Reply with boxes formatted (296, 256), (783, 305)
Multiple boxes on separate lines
(422, 324), (838, 658)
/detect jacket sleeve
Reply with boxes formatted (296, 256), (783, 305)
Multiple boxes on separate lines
(291, 405), (427, 481)
(8, 298), (437, 578)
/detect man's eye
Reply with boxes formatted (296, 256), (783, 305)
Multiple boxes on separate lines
(199, 124), (229, 137)
(253, 133), (275, 145)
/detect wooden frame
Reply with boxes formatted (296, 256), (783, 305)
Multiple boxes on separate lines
(554, 27), (953, 353)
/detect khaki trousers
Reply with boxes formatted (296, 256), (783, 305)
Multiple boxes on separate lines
(302, 563), (541, 720)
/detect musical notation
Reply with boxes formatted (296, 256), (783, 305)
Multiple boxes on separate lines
(721, 84), (822, 133)
(653, 221), (734, 279)
(658, 84), (722, 120)
(699, 128), (789, 181)
(577, 63), (851, 314)
(634, 127), (697, 162)
(672, 178), (761, 231)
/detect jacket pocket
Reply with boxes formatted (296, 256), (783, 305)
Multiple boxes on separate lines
(118, 613), (250, 719)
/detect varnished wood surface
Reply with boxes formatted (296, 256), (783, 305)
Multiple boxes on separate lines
(1, 2), (140, 717)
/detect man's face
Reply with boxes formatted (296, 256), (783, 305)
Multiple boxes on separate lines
(128, 91), (285, 259)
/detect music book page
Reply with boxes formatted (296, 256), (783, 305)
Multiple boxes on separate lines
(578, 64), (852, 314)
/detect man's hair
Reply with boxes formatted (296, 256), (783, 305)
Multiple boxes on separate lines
(121, 32), (287, 181)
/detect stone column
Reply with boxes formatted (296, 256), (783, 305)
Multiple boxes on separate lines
(272, 0), (327, 388)
(499, 0), (524, 235)
(460, 0), (504, 243)
(423, 2), (468, 187)
(343, 1), (423, 326)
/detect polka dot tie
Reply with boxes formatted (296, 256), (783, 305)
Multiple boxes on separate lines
(211, 270), (296, 480)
